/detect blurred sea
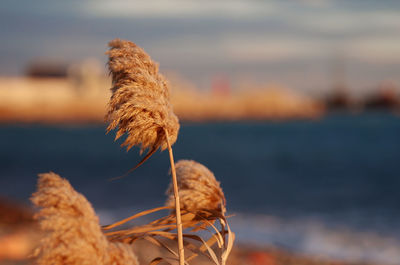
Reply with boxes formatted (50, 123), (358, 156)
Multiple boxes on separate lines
(1, 112), (400, 264)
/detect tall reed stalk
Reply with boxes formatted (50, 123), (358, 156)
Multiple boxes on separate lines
(105, 39), (185, 265)
(165, 130), (184, 264)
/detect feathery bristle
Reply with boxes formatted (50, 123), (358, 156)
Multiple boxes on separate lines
(166, 160), (226, 213)
(106, 39), (179, 155)
(31, 172), (139, 265)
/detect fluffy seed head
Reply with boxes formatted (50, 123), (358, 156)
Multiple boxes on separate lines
(31, 172), (139, 265)
(105, 39), (179, 154)
(166, 160), (226, 213)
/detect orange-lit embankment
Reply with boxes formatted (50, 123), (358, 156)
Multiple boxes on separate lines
(0, 76), (324, 123)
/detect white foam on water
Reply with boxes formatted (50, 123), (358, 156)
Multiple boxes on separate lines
(230, 213), (400, 265)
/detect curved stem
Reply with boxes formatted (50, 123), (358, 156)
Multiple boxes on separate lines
(164, 129), (185, 265)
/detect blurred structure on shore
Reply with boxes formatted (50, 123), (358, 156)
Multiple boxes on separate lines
(0, 59), (107, 123)
(326, 54), (354, 111)
(364, 81), (400, 110)
(325, 82), (400, 113)
(0, 61), (324, 123)
(325, 54), (400, 113)
(171, 74), (323, 121)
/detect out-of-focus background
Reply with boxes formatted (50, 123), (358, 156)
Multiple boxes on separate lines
(0, 1), (400, 265)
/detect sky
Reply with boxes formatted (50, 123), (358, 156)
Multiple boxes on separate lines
(1, 0), (400, 95)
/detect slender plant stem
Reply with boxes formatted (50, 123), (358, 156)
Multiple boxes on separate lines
(164, 129), (185, 265)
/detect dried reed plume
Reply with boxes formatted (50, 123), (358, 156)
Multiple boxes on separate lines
(166, 160), (226, 214)
(103, 160), (234, 265)
(105, 39), (185, 265)
(31, 172), (139, 265)
(106, 39), (179, 161)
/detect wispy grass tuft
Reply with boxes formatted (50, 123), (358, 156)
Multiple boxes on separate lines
(31, 172), (139, 265)
(106, 39), (179, 164)
(166, 160), (226, 214)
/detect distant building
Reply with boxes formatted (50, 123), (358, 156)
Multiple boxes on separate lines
(326, 53), (353, 110)
(26, 61), (69, 78)
(326, 86), (352, 110)
(364, 82), (399, 109)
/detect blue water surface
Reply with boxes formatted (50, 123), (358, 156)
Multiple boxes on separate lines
(1, 113), (400, 262)
(1, 113), (400, 216)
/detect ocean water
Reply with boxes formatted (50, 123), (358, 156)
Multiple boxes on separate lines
(1, 112), (400, 264)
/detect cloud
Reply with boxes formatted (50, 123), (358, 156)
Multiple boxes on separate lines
(222, 36), (327, 62)
(298, 0), (333, 8)
(81, 0), (278, 19)
(293, 10), (400, 34)
(144, 33), (330, 67)
(346, 36), (400, 64)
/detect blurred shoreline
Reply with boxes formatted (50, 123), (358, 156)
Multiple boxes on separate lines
(0, 75), (324, 124)
(1, 72), (399, 124)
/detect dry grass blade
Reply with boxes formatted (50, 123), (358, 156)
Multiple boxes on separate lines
(103, 206), (170, 230)
(221, 222), (235, 265)
(103, 209), (188, 241)
(105, 223), (177, 238)
(186, 233), (220, 262)
(147, 231), (176, 240)
(189, 212), (224, 247)
(150, 256), (192, 265)
(146, 231), (222, 264)
(149, 257), (165, 265)
(183, 234), (220, 260)
(149, 257), (185, 265)
(198, 233), (220, 253)
(115, 148), (158, 179)
(183, 234), (220, 265)
(144, 236), (184, 264)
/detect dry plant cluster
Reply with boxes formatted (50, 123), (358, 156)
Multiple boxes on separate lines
(31, 39), (234, 265)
